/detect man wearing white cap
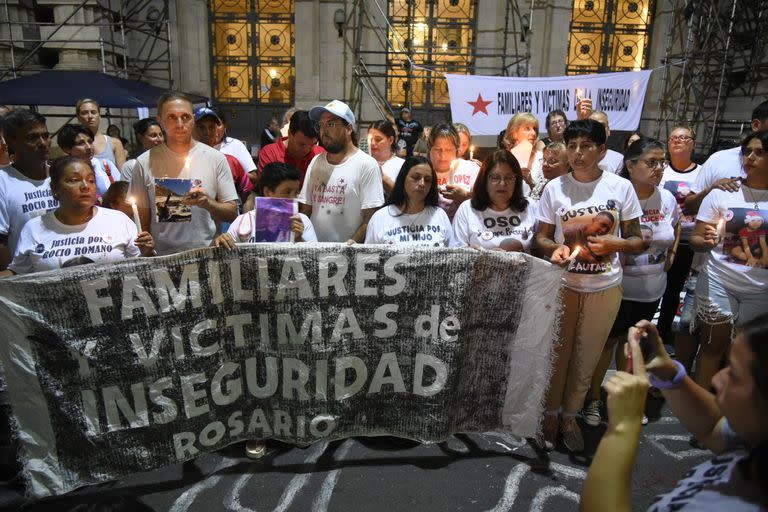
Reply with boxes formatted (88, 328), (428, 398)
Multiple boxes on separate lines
(298, 100), (384, 242)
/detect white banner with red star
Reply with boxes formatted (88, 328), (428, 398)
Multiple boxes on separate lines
(446, 70), (653, 136)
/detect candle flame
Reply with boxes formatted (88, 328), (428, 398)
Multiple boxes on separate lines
(184, 156), (191, 169)
(470, 145), (475, 152)
(129, 196), (137, 206)
(570, 245), (582, 259)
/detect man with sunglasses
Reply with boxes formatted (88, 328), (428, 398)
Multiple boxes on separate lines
(686, 101), (768, 214)
(0, 109), (57, 270)
(298, 100), (384, 243)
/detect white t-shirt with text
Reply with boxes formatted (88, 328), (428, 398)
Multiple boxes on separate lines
(436, 159), (480, 220)
(452, 199), (537, 253)
(660, 163), (700, 241)
(0, 165), (58, 256)
(365, 205), (452, 246)
(9, 206), (139, 274)
(696, 186), (768, 294)
(298, 149), (384, 242)
(623, 187), (681, 302)
(537, 171), (643, 292)
(129, 141), (238, 255)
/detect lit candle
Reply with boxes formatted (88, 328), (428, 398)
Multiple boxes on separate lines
(469, 145), (474, 160)
(567, 245), (581, 270)
(183, 156), (191, 173)
(129, 196), (142, 232)
(570, 245), (582, 259)
(367, 134), (372, 155)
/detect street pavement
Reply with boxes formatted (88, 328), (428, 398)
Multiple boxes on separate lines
(0, 394), (710, 512)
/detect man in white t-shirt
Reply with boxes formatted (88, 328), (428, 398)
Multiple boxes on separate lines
(298, 100), (384, 242)
(686, 100), (768, 214)
(0, 109), (57, 269)
(589, 111), (624, 174)
(129, 93), (238, 255)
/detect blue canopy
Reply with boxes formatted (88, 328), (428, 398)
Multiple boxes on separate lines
(0, 71), (208, 108)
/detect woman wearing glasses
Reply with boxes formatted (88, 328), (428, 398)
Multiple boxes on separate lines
(583, 137), (682, 427)
(452, 150), (536, 252)
(657, 125), (701, 368)
(689, 130), (768, 391)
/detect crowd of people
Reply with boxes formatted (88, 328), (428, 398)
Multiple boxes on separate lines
(0, 93), (766, 509)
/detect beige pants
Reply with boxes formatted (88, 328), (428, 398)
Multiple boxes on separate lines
(546, 284), (623, 415)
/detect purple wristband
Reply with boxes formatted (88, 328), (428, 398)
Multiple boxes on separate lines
(648, 360), (686, 390)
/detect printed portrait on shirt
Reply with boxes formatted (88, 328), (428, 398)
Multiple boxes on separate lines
(626, 224), (665, 266)
(154, 178), (192, 223)
(559, 201), (619, 274)
(722, 208), (768, 268)
(664, 180), (695, 225)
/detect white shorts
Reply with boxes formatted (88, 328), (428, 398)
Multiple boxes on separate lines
(694, 270), (767, 327)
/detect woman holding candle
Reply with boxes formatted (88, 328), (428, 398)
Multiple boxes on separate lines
(583, 137), (681, 427)
(365, 156), (452, 246)
(689, 130), (768, 390)
(0, 157), (154, 275)
(367, 120), (404, 194)
(452, 150), (536, 252)
(533, 119), (644, 452)
(428, 123), (480, 220)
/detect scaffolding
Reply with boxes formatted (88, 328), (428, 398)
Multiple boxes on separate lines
(343, 0), (531, 125)
(654, 0), (768, 153)
(0, 0), (173, 88)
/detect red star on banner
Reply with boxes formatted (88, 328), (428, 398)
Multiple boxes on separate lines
(467, 93), (492, 116)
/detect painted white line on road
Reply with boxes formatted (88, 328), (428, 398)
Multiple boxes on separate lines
(485, 464), (529, 512)
(646, 434), (707, 460)
(170, 457), (240, 512)
(531, 485), (580, 512)
(311, 440), (353, 512)
(272, 441), (328, 512)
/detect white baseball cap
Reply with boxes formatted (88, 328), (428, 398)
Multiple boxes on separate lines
(309, 100), (356, 128)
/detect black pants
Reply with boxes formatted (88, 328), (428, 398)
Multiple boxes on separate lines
(657, 241), (695, 343)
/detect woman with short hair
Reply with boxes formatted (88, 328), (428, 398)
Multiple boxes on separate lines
(452, 149), (536, 252)
(428, 123), (480, 220)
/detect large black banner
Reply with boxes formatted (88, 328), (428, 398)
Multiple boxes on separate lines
(0, 244), (562, 498)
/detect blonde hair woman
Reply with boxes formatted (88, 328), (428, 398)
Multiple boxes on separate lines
(504, 112), (544, 192)
(75, 98), (127, 169)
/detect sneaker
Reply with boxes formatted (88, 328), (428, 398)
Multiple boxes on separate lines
(582, 400), (602, 427)
(245, 440), (267, 459)
(561, 416), (584, 453)
(534, 414), (558, 451)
